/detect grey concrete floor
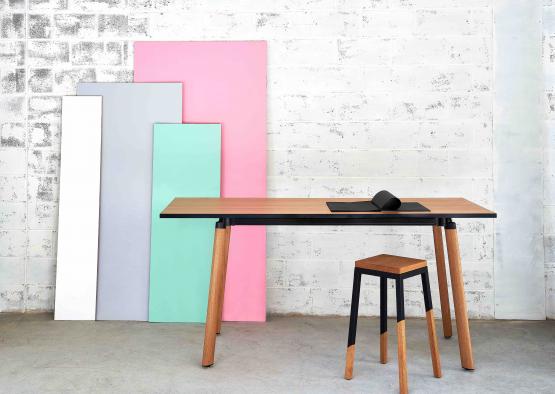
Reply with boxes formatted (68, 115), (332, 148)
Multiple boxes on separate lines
(0, 314), (553, 393)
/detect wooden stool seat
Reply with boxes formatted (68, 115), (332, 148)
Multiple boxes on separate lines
(344, 254), (442, 394)
(355, 254), (427, 274)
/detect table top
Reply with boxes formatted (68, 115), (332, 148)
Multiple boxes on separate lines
(160, 198), (496, 219)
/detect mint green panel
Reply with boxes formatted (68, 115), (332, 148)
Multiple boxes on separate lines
(149, 123), (221, 322)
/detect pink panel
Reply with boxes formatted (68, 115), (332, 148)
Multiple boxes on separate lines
(134, 41), (266, 322)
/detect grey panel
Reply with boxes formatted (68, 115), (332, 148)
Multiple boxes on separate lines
(77, 83), (182, 321)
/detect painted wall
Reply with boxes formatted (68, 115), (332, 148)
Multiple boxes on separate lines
(0, 0), (548, 319)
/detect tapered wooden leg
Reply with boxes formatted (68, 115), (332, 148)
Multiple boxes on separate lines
(345, 345), (355, 380)
(396, 279), (408, 394)
(432, 225), (453, 338)
(380, 277), (388, 364)
(380, 332), (388, 365)
(202, 220), (228, 367)
(216, 226), (231, 335)
(426, 311), (442, 378)
(421, 270), (442, 378)
(397, 321), (408, 394)
(344, 269), (362, 380)
(445, 221), (474, 370)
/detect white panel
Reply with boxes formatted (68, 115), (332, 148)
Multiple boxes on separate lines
(494, 1), (545, 319)
(54, 96), (102, 320)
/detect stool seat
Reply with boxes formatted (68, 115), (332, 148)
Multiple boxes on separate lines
(355, 254), (427, 274)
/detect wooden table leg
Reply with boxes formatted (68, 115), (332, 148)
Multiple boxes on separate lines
(432, 225), (453, 338)
(202, 220), (228, 367)
(216, 226), (231, 335)
(444, 221), (475, 370)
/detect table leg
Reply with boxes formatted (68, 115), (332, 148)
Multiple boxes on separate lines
(432, 225), (453, 338)
(444, 221), (474, 370)
(216, 226), (231, 335)
(202, 220), (228, 367)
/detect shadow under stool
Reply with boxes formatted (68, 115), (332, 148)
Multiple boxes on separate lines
(344, 254), (442, 394)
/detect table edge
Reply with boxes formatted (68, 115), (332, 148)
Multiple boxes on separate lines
(160, 212), (497, 219)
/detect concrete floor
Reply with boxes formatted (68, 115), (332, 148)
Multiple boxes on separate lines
(0, 314), (553, 393)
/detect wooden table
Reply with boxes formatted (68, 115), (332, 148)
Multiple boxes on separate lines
(160, 197), (496, 370)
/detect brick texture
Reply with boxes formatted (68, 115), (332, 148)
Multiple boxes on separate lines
(0, 0), (503, 317)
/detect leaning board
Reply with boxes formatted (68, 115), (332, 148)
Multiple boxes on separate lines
(55, 96), (102, 320)
(77, 83), (182, 321)
(134, 41), (267, 322)
(149, 124), (221, 322)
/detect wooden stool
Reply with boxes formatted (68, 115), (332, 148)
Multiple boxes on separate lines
(344, 254), (442, 394)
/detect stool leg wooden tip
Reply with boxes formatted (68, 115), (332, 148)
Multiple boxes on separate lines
(397, 320), (408, 394)
(344, 345), (355, 380)
(380, 332), (388, 364)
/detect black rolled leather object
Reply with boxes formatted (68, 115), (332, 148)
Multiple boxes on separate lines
(371, 190), (401, 210)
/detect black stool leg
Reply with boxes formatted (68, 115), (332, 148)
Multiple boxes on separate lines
(344, 268), (362, 380)
(396, 278), (408, 394)
(422, 269), (442, 378)
(380, 276), (388, 364)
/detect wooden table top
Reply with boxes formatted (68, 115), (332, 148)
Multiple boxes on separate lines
(160, 198), (496, 219)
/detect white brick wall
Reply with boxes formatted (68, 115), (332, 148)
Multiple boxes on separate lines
(0, 0), (503, 318)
